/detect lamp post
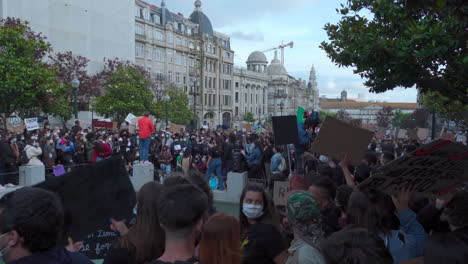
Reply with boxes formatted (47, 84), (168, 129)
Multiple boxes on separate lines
(71, 78), (80, 119)
(192, 79), (199, 129)
(279, 100), (284, 116)
(164, 95), (170, 128)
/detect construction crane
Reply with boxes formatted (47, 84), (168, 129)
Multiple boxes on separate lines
(262, 41), (294, 65)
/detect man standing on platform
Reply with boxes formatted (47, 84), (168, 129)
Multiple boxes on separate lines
(138, 111), (155, 164)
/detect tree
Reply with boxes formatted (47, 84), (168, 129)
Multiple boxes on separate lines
(376, 106), (394, 128)
(49, 51), (101, 105)
(422, 92), (468, 133)
(0, 18), (61, 124)
(336, 110), (351, 121)
(320, 0), (468, 104)
(154, 85), (194, 125)
(92, 65), (155, 124)
(392, 109), (412, 128)
(320, 111), (337, 119)
(244, 112), (255, 123)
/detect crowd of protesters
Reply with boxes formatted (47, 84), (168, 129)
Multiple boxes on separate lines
(0, 113), (467, 264)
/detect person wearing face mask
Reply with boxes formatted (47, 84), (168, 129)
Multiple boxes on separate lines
(24, 139), (44, 167)
(164, 133), (173, 148)
(42, 136), (57, 169)
(240, 184), (287, 264)
(0, 131), (17, 186)
(0, 187), (93, 264)
(92, 135), (112, 163)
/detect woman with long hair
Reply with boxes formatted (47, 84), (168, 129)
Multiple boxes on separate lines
(239, 183), (287, 264)
(199, 213), (241, 264)
(241, 139), (264, 179)
(104, 181), (165, 264)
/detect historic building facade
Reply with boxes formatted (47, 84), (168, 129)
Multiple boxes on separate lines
(135, 0), (319, 128)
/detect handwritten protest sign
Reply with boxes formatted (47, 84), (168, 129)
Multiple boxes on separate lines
(273, 181), (289, 206)
(36, 157), (136, 259)
(168, 123), (185, 133)
(359, 140), (468, 196)
(311, 117), (374, 165)
(24, 118), (39, 131)
(6, 117), (24, 132)
(125, 113), (137, 123)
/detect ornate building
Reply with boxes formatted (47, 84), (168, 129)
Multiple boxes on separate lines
(135, 0), (318, 128)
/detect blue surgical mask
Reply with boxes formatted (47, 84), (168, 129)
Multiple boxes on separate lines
(151, 137), (155, 140)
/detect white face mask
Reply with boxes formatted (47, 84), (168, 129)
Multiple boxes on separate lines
(242, 203), (264, 219)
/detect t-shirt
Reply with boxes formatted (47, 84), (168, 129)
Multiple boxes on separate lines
(209, 147), (221, 159)
(285, 239), (325, 264)
(242, 223), (287, 264)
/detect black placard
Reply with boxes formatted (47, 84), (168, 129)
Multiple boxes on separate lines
(272, 115), (299, 145)
(35, 157), (136, 259)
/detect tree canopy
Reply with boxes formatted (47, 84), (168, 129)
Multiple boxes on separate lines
(321, 0), (467, 104)
(244, 112), (255, 123)
(153, 85), (194, 125)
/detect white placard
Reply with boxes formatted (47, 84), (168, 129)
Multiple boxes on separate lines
(25, 118), (39, 131)
(125, 113), (137, 123)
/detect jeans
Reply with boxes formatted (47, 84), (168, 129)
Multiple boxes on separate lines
(139, 138), (150, 162)
(205, 158), (224, 190)
(160, 163), (171, 174)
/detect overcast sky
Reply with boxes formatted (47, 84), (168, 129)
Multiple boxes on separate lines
(149, 0), (417, 102)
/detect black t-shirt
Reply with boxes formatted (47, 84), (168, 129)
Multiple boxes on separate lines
(209, 147), (221, 158)
(150, 257), (201, 264)
(241, 223), (286, 264)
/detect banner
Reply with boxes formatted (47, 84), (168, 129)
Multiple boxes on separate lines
(24, 117), (39, 131)
(36, 157), (136, 259)
(125, 113), (137, 124)
(92, 120), (114, 129)
(311, 117), (374, 165)
(273, 181), (289, 206)
(359, 140), (468, 196)
(297, 107), (306, 124)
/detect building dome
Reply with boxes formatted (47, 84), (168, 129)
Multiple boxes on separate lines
(189, 1), (214, 37)
(247, 51), (268, 64)
(267, 51), (287, 76)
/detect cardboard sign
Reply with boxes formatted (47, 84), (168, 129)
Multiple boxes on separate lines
(311, 117), (374, 165)
(36, 157), (136, 259)
(24, 117), (39, 131)
(125, 113), (137, 123)
(417, 128), (430, 141)
(243, 124), (253, 132)
(168, 123), (185, 134)
(398, 129), (408, 139)
(6, 117), (24, 132)
(273, 181), (289, 206)
(359, 140), (468, 196)
(92, 120), (114, 129)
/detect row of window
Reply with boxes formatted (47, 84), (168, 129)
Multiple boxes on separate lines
(203, 94), (231, 107)
(136, 42), (197, 66)
(135, 5), (193, 36)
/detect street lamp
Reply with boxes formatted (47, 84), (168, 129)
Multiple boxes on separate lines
(164, 95), (170, 128)
(192, 78), (199, 129)
(71, 78), (80, 119)
(279, 100), (284, 116)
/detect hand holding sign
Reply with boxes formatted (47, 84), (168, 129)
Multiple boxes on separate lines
(109, 218), (129, 235)
(391, 185), (414, 212)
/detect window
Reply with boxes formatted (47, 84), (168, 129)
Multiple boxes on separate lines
(178, 23), (183, 32)
(187, 27), (192, 35)
(224, 52), (230, 59)
(155, 31), (164, 41)
(167, 32), (173, 43)
(155, 70), (164, 81)
(175, 52), (182, 65)
(167, 71), (173, 82)
(235, 107), (239, 116)
(205, 76), (207, 88)
(209, 94), (212, 106)
(213, 95), (216, 106)
(136, 6), (144, 19)
(183, 76), (186, 85)
(223, 79), (230, 90)
(167, 50), (173, 63)
(224, 95), (230, 106)
(136, 24), (144, 36)
(208, 77), (212, 89)
(245, 94), (247, 103)
(204, 94), (207, 106)
(156, 47), (164, 62)
(176, 37), (182, 46)
(235, 92), (239, 103)
(189, 57), (194, 67)
(256, 94), (258, 103)
(251, 94), (253, 104)
(143, 9), (149, 20)
(135, 42), (144, 57)
(213, 78), (216, 89)
(146, 47), (152, 60)
(175, 72), (181, 84)
(235, 82), (239, 88)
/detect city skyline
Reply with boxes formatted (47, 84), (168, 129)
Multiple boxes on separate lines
(148, 0), (418, 103)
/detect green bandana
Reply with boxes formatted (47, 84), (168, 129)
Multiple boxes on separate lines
(287, 191), (320, 224)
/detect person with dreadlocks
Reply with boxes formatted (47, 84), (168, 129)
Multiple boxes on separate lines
(284, 191), (325, 264)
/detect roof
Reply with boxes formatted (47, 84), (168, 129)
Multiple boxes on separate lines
(319, 101), (417, 109)
(267, 52), (287, 76)
(247, 51), (268, 64)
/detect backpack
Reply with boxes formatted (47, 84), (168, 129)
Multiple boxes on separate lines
(20, 148), (30, 165)
(278, 156), (287, 172)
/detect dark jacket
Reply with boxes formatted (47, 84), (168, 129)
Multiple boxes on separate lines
(295, 123), (312, 154)
(10, 247), (92, 264)
(0, 139), (16, 165)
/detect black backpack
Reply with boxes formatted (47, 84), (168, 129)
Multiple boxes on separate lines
(20, 148), (30, 165)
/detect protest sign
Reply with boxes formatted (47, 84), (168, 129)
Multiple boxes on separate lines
(128, 116), (142, 134)
(24, 117), (39, 131)
(398, 129), (408, 139)
(311, 117), (374, 165)
(36, 157), (136, 259)
(6, 117), (24, 132)
(272, 116), (299, 145)
(125, 113), (137, 123)
(417, 128), (430, 141)
(168, 123), (185, 133)
(273, 181), (289, 206)
(243, 123), (253, 133)
(359, 140), (468, 196)
(92, 120), (114, 129)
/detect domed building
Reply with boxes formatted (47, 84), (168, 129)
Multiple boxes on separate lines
(188, 0), (213, 37)
(247, 51), (268, 73)
(266, 51), (288, 77)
